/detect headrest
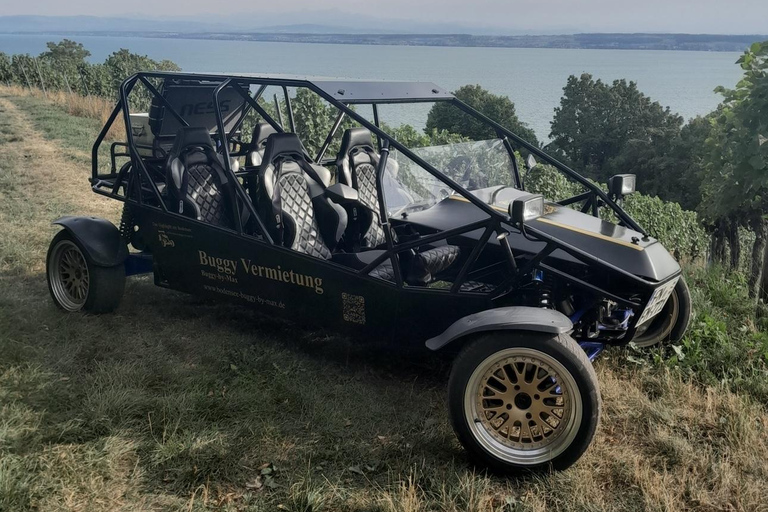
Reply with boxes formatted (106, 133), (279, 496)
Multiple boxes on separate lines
(251, 122), (278, 150)
(169, 127), (214, 157)
(339, 127), (375, 157)
(262, 133), (307, 166)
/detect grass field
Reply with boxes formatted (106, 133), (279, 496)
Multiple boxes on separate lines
(1, 87), (767, 512)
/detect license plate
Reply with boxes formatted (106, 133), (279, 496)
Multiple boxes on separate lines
(636, 277), (679, 327)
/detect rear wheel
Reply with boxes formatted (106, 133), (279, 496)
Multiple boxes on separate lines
(632, 277), (692, 348)
(47, 230), (125, 314)
(448, 331), (600, 472)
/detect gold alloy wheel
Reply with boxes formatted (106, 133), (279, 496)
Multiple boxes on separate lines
(464, 347), (582, 465)
(49, 240), (90, 311)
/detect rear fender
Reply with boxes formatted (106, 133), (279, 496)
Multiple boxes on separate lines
(53, 216), (129, 267)
(426, 306), (573, 351)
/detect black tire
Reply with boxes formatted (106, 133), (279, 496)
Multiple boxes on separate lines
(448, 331), (600, 473)
(632, 277), (692, 347)
(46, 230), (126, 314)
(667, 278), (692, 341)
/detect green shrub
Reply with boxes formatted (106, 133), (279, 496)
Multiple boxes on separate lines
(523, 163), (707, 260)
(622, 194), (708, 260)
(645, 266), (768, 403)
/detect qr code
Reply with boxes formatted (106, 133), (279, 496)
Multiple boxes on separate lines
(342, 293), (366, 324)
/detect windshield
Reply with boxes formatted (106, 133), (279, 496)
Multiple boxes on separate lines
(386, 138), (518, 215)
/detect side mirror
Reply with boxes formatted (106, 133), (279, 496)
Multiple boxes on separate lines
(608, 174), (636, 198)
(508, 194), (544, 226)
(526, 154), (538, 170)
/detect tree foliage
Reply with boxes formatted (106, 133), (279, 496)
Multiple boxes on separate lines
(40, 39), (90, 71)
(548, 74), (686, 196)
(426, 84), (539, 145)
(0, 42), (179, 103)
(699, 41), (768, 299)
(700, 42), (768, 224)
(384, 123), (467, 148)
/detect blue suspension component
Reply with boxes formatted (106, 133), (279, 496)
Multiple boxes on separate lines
(124, 252), (153, 276)
(578, 341), (605, 362)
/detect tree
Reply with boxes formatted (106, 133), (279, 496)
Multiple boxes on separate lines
(384, 123), (467, 148)
(40, 39), (90, 70)
(104, 49), (180, 88)
(672, 116), (713, 211)
(104, 49), (181, 106)
(701, 41), (768, 302)
(289, 88), (357, 157)
(426, 84), (538, 146)
(549, 74), (683, 189)
(0, 52), (11, 85)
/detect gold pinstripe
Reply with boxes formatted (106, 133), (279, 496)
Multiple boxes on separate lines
(445, 195), (644, 251)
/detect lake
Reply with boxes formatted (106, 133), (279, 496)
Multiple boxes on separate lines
(0, 33), (744, 141)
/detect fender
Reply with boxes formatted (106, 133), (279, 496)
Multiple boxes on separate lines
(53, 216), (129, 267)
(425, 306), (573, 351)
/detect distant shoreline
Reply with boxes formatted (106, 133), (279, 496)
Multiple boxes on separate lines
(1, 31), (764, 52)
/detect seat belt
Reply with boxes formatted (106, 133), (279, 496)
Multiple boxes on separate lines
(270, 159), (285, 246)
(177, 150), (192, 215)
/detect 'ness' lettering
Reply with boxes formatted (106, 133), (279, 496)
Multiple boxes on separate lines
(198, 251), (324, 294)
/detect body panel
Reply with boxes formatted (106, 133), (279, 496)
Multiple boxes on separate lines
(132, 206), (494, 344)
(53, 216), (129, 267)
(425, 306), (573, 350)
(401, 196), (680, 282)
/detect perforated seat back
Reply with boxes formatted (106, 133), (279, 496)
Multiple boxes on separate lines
(166, 127), (234, 228)
(258, 133), (346, 259)
(336, 128), (387, 248)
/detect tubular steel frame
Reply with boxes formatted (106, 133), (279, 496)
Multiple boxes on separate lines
(91, 72), (677, 337)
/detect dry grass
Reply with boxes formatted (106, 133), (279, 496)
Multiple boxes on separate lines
(0, 94), (120, 275)
(1, 90), (767, 511)
(1, 85), (124, 141)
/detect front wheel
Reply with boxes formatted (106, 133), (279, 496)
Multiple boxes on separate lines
(47, 230), (126, 314)
(448, 332), (600, 472)
(632, 277), (692, 348)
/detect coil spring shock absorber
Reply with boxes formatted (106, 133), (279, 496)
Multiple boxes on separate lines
(533, 270), (554, 308)
(118, 204), (134, 242)
(118, 204), (146, 250)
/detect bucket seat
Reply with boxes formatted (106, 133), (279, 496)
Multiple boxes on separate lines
(257, 133), (347, 258)
(166, 127), (236, 228)
(246, 122), (278, 167)
(336, 128), (462, 284)
(335, 128), (388, 249)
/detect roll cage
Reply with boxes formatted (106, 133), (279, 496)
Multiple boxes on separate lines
(91, 71), (666, 339)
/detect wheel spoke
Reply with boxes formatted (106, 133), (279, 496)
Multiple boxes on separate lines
(506, 361), (523, 381)
(50, 241), (90, 309)
(485, 377), (507, 394)
(472, 349), (578, 458)
(495, 414), (513, 434)
(481, 402), (505, 414)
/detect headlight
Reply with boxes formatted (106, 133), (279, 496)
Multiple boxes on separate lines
(608, 174), (636, 197)
(509, 194), (544, 225)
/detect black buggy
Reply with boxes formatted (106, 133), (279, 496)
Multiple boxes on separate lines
(46, 72), (690, 472)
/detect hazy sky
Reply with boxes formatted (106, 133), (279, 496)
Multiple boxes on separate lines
(0, 0), (766, 34)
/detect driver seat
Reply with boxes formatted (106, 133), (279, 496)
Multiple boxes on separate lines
(335, 127), (388, 249)
(336, 128), (462, 285)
